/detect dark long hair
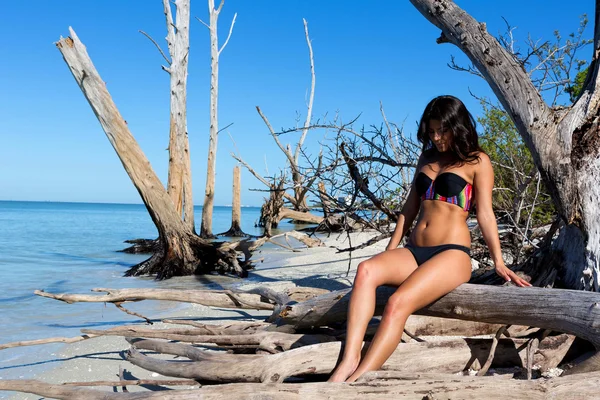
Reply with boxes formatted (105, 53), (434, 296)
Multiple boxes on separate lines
(417, 95), (482, 165)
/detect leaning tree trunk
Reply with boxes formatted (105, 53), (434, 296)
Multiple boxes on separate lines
(56, 29), (220, 279)
(410, 0), (600, 290)
(163, 0), (193, 231)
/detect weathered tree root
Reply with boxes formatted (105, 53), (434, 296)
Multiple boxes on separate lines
(119, 238), (161, 254)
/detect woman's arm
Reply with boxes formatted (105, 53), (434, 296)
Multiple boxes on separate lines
(386, 185), (421, 250)
(473, 153), (531, 287)
(385, 159), (423, 251)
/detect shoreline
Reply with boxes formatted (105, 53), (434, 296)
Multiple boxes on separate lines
(1, 230), (386, 399)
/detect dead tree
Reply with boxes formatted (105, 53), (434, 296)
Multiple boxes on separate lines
(451, 19), (590, 272)
(410, 0), (600, 291)
(122, 0), (193, 253)
(219, 166), (248, 236)
(234, 19), (324, 229)
(142, 0), (194, 230)
(298, 113), (420, 245)
(56, 29), (247, 278)
(198, 0), (237, 238)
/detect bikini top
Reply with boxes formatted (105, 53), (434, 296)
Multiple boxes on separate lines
(415, 172), (473, 211)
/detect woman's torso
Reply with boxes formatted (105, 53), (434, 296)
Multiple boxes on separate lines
(409, 155), (478, 248)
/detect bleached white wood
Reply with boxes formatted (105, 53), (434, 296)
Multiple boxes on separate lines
(161, 0), (194, 230)
(200, 0), (236, 238)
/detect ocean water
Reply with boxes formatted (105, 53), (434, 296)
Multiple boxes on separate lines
(0, 200), (300, 380)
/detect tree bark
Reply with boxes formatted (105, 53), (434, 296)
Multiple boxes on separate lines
(409, 0), (600, 290)
(220, 166), (246, 236)
(199, 0), (219, 239)
(163, 0), (193, 231)
(200, 1), (236, 238)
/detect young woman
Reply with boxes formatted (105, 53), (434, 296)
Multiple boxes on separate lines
(328, 95), (531, 383)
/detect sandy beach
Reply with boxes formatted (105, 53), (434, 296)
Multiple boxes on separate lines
(2, 231), (385, 399)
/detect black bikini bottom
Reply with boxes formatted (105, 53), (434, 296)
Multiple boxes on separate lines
(405, 243), (471, 266)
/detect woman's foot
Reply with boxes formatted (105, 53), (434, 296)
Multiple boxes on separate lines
(327, 357), (360, 383)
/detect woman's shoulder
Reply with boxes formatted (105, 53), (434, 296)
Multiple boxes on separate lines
(469, 151), (493, 178)
(468, 151), (490, 167)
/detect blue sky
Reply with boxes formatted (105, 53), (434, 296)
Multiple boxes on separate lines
(0, 1), (593, 206)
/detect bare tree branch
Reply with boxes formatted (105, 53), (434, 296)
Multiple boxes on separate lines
(139, 30), (171, 66)
(219, 13), (237, 56)
(294, 18), (316, 164)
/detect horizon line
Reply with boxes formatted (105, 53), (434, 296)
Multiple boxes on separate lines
(0, 199), (262, 208)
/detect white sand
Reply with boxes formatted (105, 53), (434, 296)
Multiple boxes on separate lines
(1, 231), (386, 399)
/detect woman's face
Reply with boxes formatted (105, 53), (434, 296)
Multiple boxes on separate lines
(428, 119), (452, 153)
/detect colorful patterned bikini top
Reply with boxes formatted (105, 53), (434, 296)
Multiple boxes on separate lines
(416, 172), (473, 211)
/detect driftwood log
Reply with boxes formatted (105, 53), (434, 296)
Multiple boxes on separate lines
(82, 326), (336, 353)
(126, 334), (573, 383)
(273, 283), (600, 374)
(274, 284), (600, 347)
(33, 285), (327, 311)
(4, 370), (600, 399)
(3, 283), (595, 398)
(6, 282), (597, 397)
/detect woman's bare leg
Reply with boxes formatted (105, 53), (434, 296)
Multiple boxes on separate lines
(327, 248), (418, 382)
(345, 249), (471, 382)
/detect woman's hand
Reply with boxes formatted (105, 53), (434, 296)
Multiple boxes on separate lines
(495, 263), (532, 287)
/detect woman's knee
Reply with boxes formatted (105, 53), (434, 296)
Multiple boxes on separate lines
(355, 260), (378, 286)
(382, 292), (413, 320)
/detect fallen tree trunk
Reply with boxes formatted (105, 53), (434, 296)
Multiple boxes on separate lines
(4, 372), (600, 400)
(34, 288), (275, 310)
(274, 283), (600, 349)
(82, 326), (336, 353)
(278, 208), (323, 225)
(33, 285), (330, 313)
(127, 335), (573, 383)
